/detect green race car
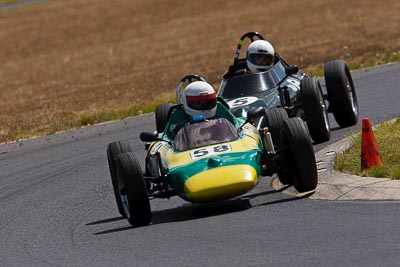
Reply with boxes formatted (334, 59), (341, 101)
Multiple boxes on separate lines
(107, 74), (318, 227)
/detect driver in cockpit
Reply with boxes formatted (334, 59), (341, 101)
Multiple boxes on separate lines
(173, 81), (238, 150)
(231, 39), (276, 77)
(246, 39), (276, 73)
(168, 80), (217, 137)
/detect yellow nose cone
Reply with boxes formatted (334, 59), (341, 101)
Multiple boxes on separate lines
(183, 165), (258, 203)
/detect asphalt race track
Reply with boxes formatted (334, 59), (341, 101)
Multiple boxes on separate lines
(1, 63), (399, 266)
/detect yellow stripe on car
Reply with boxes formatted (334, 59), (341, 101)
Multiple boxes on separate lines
(163, 132), (260, 169)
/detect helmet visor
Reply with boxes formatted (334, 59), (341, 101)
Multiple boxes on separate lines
(186, 93), (216, 110)
(248, 53), (274, 66)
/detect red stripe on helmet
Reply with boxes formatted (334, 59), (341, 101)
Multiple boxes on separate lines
(187, 93), (216, 101)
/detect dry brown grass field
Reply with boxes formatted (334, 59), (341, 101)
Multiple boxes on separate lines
(0, 0), (399, 143)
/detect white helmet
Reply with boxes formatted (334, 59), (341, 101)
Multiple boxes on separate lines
(246, 40), (275, 73)
(183, 81), (217, 119)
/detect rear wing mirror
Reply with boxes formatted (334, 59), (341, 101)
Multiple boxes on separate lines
(140, 131), (175, 147)
(276, 65), (299, 88)
(140, 131), (159, 142)
(285, 65), (299, 76)
(238, 107), (266, 131)
(246, 106), (266, 124)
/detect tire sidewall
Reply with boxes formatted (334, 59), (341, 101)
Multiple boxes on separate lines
(155, 103), (172, 133)
(107, 141), (132, 217)
(282, 117), (318, 192)
(301, 76), (330, 143)
(324, 59), (359, 127)
(116, 152), (151, 226)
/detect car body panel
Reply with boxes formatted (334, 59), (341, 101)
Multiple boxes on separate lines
(183, 164), (258, 202)
(218, 60), (305, 125)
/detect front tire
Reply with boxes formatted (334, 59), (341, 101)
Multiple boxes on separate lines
(282, 117), (318, 192)
(301, 76), (330, 143)
(116, 152), (151, 227)
(263, 108), (291, 185)
(107, 141), (133, 217)
(263, 107), (288, 149)
(324, 59), (359, 127)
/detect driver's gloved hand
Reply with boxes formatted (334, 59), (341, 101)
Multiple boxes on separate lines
(189, 115), (206, 124)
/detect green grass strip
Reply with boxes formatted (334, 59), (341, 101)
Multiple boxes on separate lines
(334, 119), (400, 179)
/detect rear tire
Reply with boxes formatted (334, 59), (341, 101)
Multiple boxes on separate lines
(301, 76), (330, 143)
(107, 141), (133, 217)
(116, 152), (151, 227)
(155, 103), (172, 133)
(324, 59), (359, 127)
(282, 117), (318, 192)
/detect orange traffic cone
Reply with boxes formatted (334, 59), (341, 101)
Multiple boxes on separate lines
(361, 118), (382, 171)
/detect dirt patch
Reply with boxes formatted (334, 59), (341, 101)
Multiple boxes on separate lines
(0, 0), (399, 142)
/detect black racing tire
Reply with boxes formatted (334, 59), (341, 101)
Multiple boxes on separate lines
(263, 108), (291, 185)
(324, 59), (359, 127)
(300, 76), (330, 143)
(282, 117), (318, 192)
(116, 152), (151, 227)
(155, 103), (172, 133)
(263, 107), (288, 149)
(107, 141), (133, 217)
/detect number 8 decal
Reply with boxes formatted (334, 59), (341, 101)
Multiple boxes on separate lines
(213, 145), (230, 152)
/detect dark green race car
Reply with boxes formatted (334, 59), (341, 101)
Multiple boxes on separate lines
(218, 32), (359, 144)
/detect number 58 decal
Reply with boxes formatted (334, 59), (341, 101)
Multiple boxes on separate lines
(190, 144), (232, 159)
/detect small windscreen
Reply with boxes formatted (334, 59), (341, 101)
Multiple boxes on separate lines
(174, 118), (238, 151)
(219, 61), (288, 99)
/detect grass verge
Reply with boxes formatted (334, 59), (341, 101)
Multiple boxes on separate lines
(0, 0), (18, 4)
(1, 0), (400, 144)
(334, 119), (400, 179)
(307, 52), (400, 77)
